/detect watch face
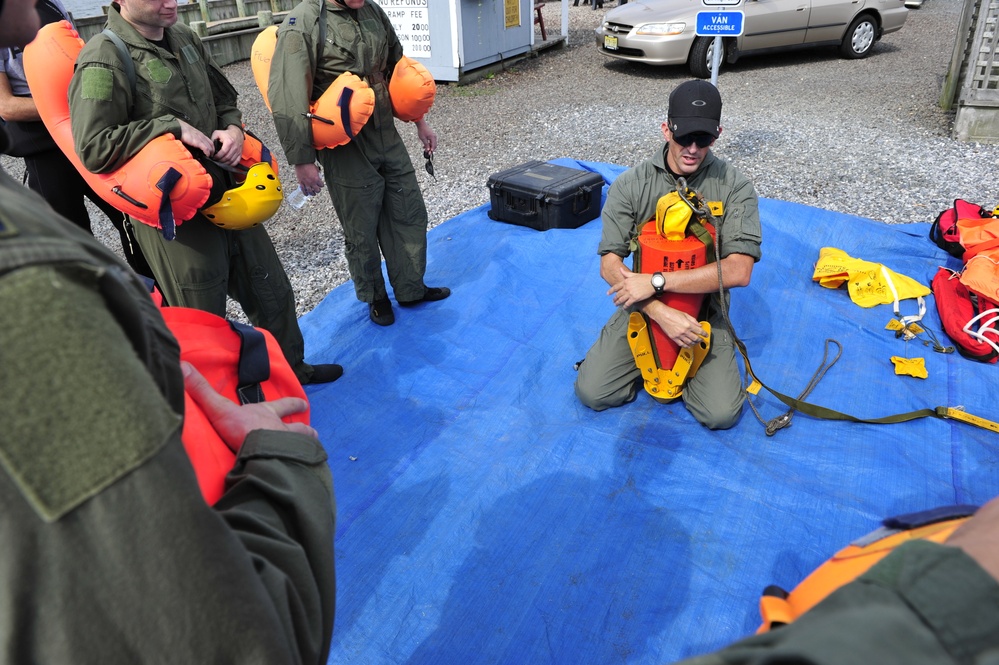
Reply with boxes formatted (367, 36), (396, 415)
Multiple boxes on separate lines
(652, 273), (665, 291)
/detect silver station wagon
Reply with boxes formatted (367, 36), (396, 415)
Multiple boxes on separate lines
(595, 0), (908, 78)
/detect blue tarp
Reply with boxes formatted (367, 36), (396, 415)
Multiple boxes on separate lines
(300, 160), (999, 665)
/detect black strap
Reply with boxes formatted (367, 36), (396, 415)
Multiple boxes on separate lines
(337, 87), (355, 140)
(883, 505), (978, 530)
(317, 0), (326, 66)
(154, 167), (182, 241)
(102, 28), (136, 104)
(229, 320), (271, 405)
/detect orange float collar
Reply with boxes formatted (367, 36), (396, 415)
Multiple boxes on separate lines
(251, 24), (375, 150)
(23, 21), (277, 238)
(757, 505), (977, 633)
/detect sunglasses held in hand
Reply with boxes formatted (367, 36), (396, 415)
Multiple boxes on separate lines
(424, 150), (435, 179)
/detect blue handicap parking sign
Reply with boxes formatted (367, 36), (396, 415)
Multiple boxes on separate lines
(695, 11), (745, 37)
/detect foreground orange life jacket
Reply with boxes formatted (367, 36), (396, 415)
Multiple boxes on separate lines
(757, 505), (975, 633)
(159, 306), (310, 506)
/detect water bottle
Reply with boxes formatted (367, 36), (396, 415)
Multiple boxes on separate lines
(286, 185), (313, 210)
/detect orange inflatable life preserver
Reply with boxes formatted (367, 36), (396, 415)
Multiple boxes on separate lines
(389, 55), (436, 122)
(160, 305), (310, 506)
(250, 24), (279, 112)
(627, 192), (717, 401)
(24, 21), (279, 239)
(756, 505), (976, 633)
(251, 24), (375, 150)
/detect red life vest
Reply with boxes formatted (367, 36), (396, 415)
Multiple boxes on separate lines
(928, 200), (999, 364)
(633, 217), (715, 372)
(160, 307), (310, 505)
(932, 267), (999, 364)
(929, 198), (995, 258)
(626, 192), (717, 401)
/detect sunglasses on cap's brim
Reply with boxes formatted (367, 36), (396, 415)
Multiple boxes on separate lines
(673, 133), (715, 148)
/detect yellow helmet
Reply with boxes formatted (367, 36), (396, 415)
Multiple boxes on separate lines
(202, 162), (283, 230)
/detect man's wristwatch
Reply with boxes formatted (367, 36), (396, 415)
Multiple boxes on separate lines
(651, 272), (666, 296)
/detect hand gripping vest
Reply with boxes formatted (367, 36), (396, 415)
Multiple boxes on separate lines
(627, 191), (716, 401)
(160, 305), (311, 506)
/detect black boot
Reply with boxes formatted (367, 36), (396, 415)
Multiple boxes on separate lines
(369, 298), (395, 326)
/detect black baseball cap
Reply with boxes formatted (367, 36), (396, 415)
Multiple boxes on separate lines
(667, 80), (722, 138)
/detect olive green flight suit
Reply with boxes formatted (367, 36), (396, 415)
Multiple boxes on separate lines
(268, 0), (430, 304)
(0, 132), (336, 663)
(69, 6), (313, 380)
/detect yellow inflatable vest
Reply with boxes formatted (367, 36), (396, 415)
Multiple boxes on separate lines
(251, 24), (375, 149)
(812, 247), (930, 308)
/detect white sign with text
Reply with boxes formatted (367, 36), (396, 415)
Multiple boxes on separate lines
(371, 0), (432, 58)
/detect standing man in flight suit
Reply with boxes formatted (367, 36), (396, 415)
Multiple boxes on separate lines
(267, 0), (450, 327)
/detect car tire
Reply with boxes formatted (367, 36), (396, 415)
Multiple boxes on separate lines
(688, 37), (720, 79)
(840, 14), (877, 59)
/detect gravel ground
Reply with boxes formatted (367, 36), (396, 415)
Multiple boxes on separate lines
(6, 0), (998, 317)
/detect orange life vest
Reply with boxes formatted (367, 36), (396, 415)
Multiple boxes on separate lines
(388, 56), (436, 122)
(251, 24), (375, 149)
(23, 21), (278, 239)
(160, 306), (310, 505)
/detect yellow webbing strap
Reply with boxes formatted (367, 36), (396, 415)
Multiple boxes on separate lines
(938, 407), (999, 433)
(628, 312), (711, 401)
